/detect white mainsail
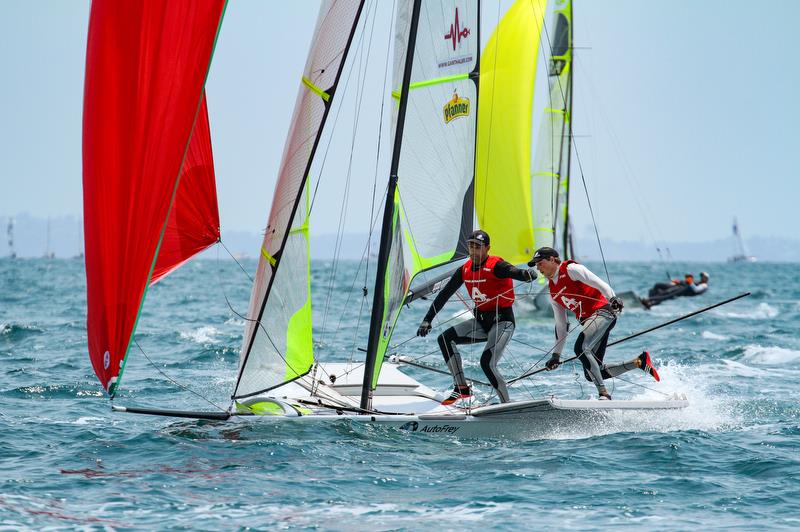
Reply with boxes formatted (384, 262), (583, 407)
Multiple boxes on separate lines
(234, 1), (364, 398)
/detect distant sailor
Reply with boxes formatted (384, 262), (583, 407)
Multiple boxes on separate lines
(417, 230), (537, 405)
(530, 247), (660, 400)
(687, 271), (710, 296)
(641, 271), (710, 308)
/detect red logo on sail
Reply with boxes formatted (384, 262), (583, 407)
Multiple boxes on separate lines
(444, 7), (470, 51)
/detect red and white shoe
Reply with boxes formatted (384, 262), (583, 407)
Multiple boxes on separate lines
(441, 386), (472, 406)
(639, 351), (660, 382)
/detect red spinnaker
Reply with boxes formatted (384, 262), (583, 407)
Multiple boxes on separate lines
(151, 94), (221, 284)
(82, 1), (225, 392)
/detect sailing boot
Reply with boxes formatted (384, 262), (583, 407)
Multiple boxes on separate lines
(598, 389), (612, 400)
(638, 351), (660, 382)
(441, 385), (472, 406)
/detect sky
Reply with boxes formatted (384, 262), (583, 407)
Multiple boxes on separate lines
(1, 0), (798, 248)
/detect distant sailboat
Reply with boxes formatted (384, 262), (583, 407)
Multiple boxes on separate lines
(6, 217), (16, 259)
(75, 219), (84, 259)
(44, 218), (55, 259)
(728, 217), (756, 263)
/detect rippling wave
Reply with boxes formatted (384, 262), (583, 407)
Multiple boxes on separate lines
(1, 258), (798, 528)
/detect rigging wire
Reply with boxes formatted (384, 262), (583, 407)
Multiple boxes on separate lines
(219, 238), (253, 283)
(573, 53), (673, 274)
(348, 0), (397, 364)
(364, 1), (395, 279)
(528, 0), (561, 243)
(318, 0), (377, 342)
(307, 3), (372, 217)
(134, 339), (228, 412)
(478, 1), (504, 218)
(535, 0), (611, 284)
(215, 241), (309, 395)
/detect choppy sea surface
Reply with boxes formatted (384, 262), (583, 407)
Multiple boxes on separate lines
(1, 257), (798, 530)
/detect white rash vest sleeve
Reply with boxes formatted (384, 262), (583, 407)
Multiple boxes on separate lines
(550, 297), (569, 355)
(566, 263), (615, 300)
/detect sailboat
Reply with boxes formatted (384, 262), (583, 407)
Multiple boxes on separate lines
(6, 217), (15, 259)
(43, 218), (55, 259)
(728, 217), (756, 263)
(83, 0), (687, 437)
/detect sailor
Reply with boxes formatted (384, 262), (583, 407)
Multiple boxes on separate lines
(641, 271), (709, 308)
(530, 247), (660, 400)
(417, 230), (537, 405)
(685, 271), (710, 296)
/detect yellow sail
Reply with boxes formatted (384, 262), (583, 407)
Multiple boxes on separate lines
(475, 0), (546, 264)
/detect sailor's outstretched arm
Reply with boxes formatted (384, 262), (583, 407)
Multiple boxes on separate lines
(494, 260), (537, 282)
(422, 268), (463, 323)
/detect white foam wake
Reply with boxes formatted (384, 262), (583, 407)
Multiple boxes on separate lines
(702, 330), (729, 341)
(741, 344), (800, 365)
(541, 359), (738, 440)
(716, 302), (778, 319)
(180, 326), (220, 344)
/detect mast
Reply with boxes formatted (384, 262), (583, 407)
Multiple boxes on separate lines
(360, 0), (422, 412)
(561, 1), (574, 258)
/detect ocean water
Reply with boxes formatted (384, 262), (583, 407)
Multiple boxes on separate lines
(1, 257), (799, 529)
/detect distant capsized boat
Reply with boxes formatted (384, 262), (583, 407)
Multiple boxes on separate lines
(83, 0), (686, 435)
(728, 217), (756, 263)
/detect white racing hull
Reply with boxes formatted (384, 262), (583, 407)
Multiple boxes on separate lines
(230, 396), (688, 438)
(227, 362), (689, 438)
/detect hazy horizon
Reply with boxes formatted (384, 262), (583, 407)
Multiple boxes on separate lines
(2, 1), (800, 249)
(3, 212), (795, 262)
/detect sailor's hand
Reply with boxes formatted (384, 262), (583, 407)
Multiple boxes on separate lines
(525, 268), (538, 283)
(417, 320), (432, 337)
(610, 296), (624, 313)
(545, 354), (561, 370)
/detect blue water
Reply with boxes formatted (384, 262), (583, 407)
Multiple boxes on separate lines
(1, 257), (799, 529)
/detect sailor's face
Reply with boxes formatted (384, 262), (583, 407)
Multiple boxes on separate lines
(467, 241), (488, 262)
(535, 257), (558, 278)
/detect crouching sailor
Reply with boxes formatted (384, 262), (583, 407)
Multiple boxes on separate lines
(417, 230), (537, 405)
(530, 246), (660, 400)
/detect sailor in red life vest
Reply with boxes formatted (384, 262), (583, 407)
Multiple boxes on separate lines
(530, 246), (660, 400)
(417, 230), (537, 405)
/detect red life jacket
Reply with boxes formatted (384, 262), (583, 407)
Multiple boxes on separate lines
(548, 260), (608, 319)
(462, 255), (514, 311)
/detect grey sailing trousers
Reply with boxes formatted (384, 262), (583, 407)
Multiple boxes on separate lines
(437, 318), (514, 403)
